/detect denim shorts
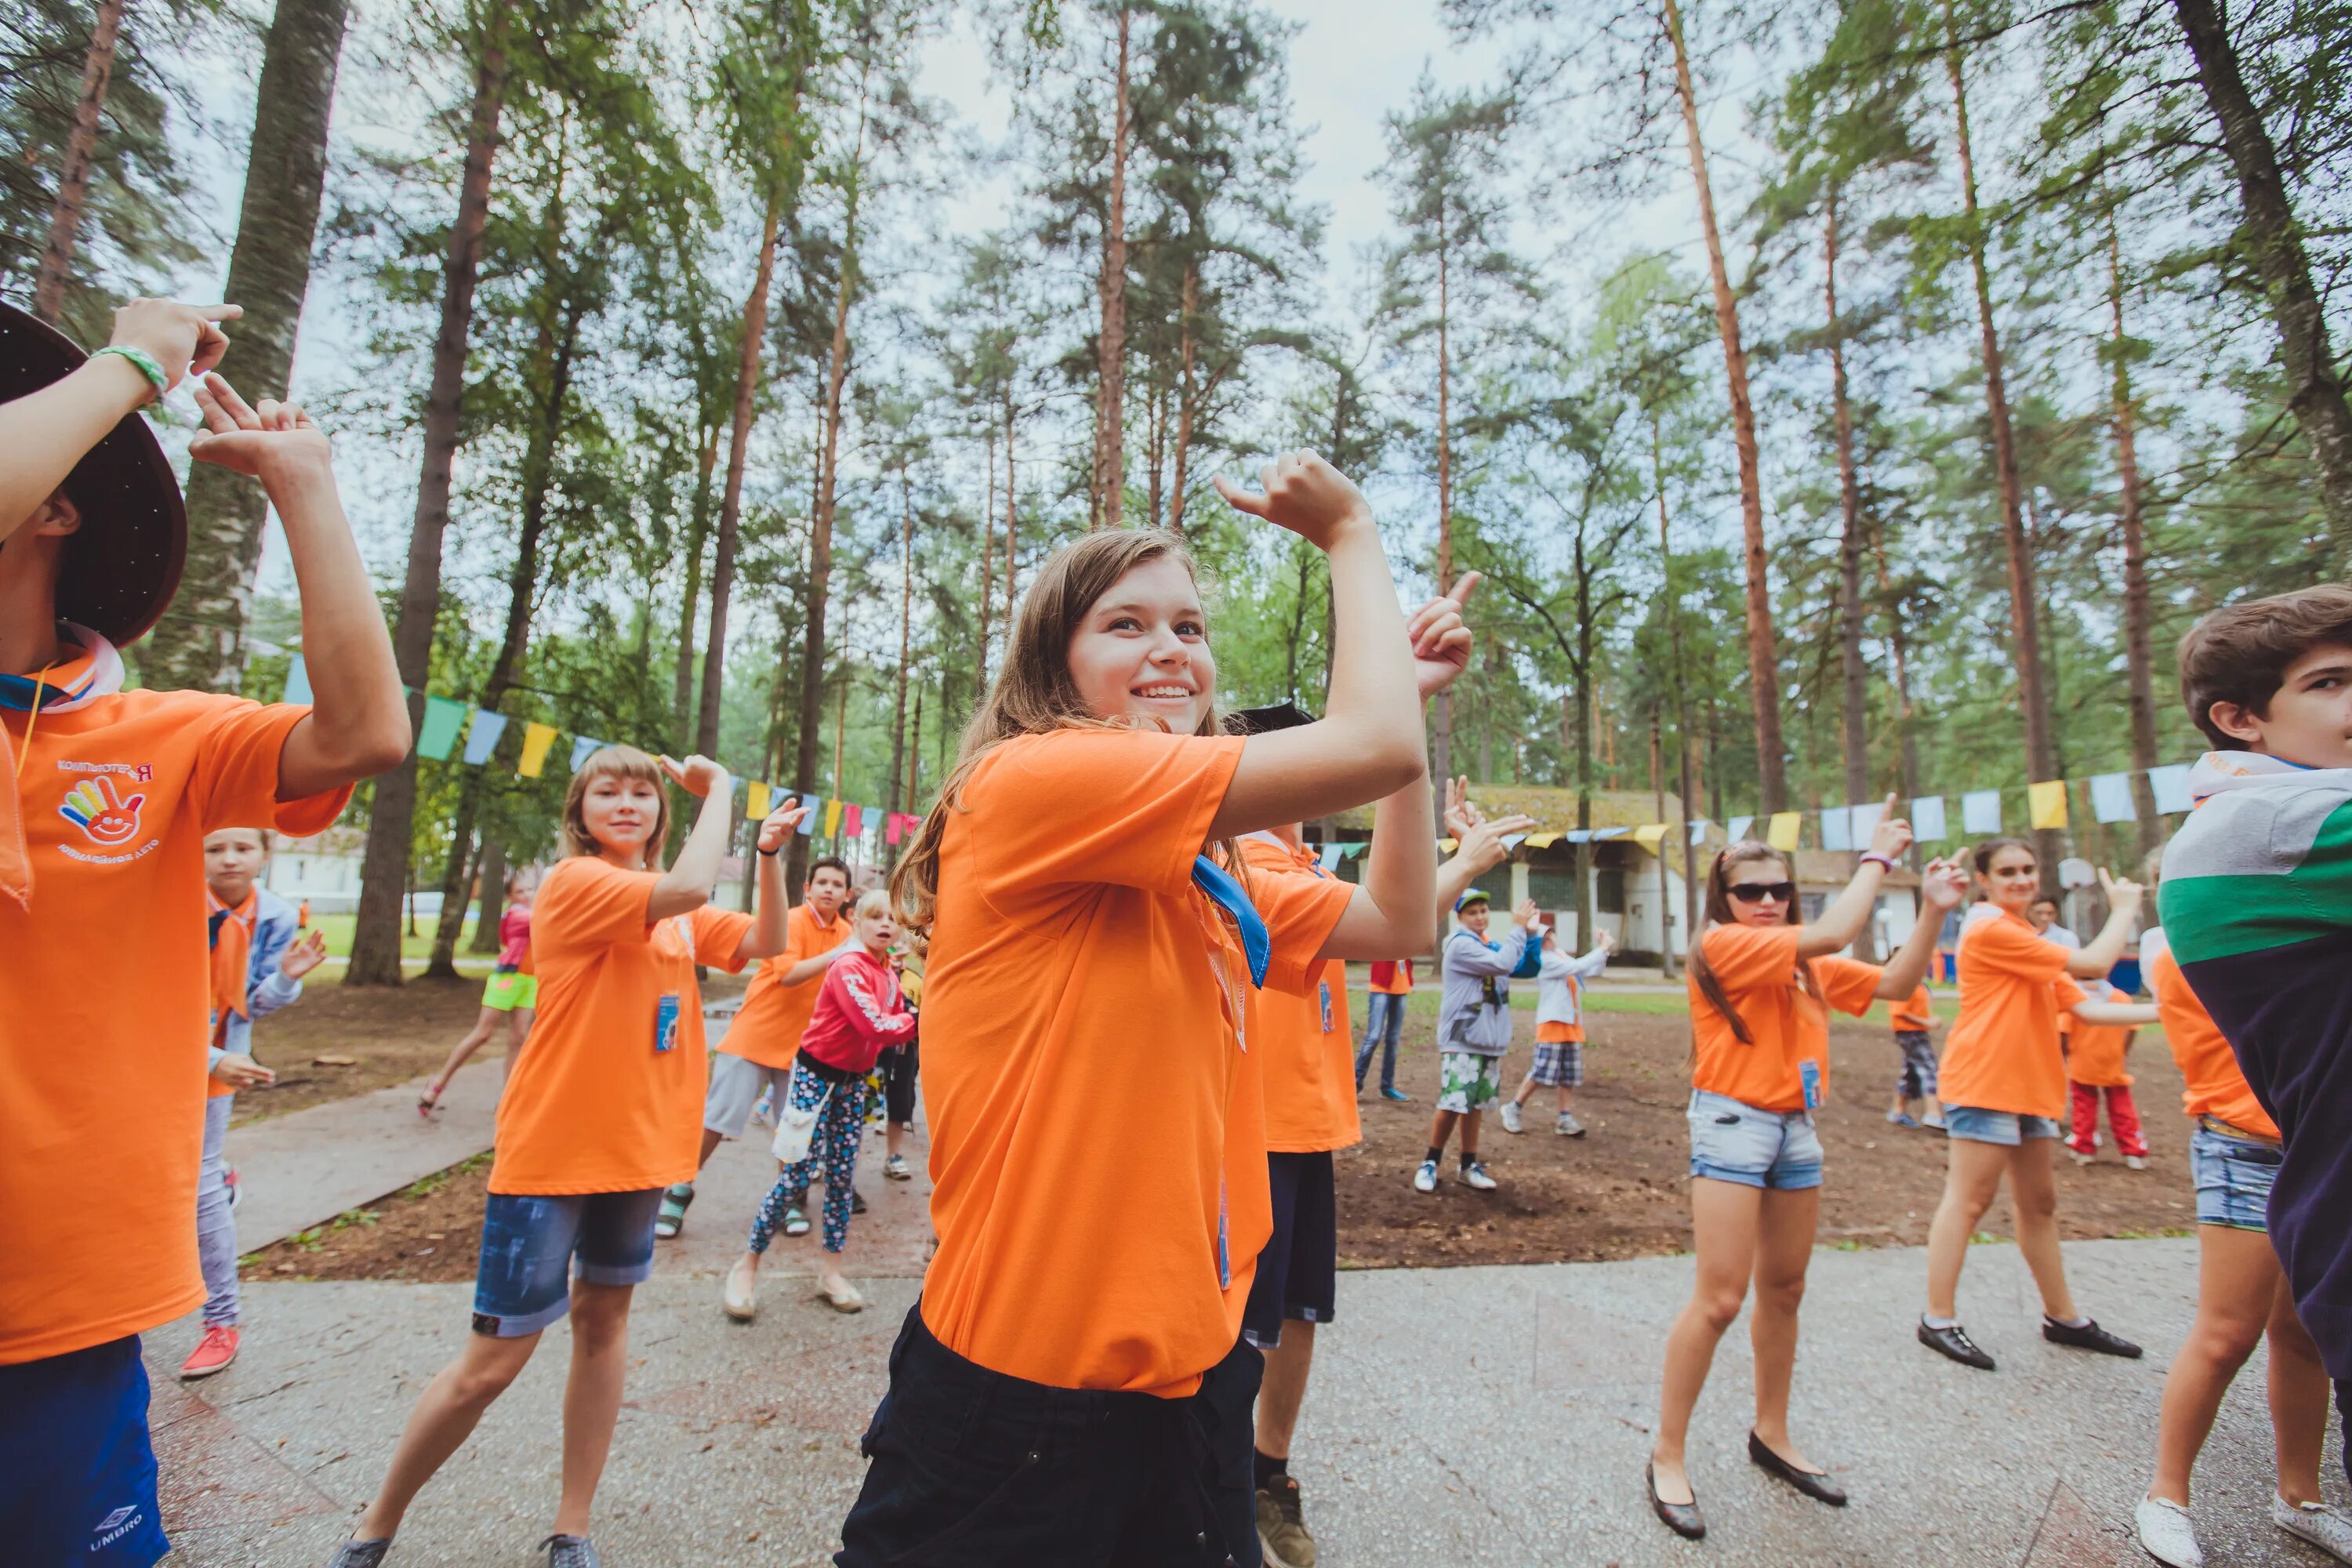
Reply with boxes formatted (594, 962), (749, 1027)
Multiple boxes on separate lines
(1687, 1089), (1823, 1190)
(2190, 1124), (2282, 1232)
(472, 1187), (665, 1337)
(1944, 1105), (2064, 1146)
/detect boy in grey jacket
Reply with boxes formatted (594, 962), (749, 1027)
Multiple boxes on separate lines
(1415, 888), (1542, 1193)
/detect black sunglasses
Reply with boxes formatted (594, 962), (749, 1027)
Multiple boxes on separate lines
(1727, 880), (1795, 904)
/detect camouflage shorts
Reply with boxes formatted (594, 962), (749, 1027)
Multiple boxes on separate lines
(1436, 1051), (1504, 1114)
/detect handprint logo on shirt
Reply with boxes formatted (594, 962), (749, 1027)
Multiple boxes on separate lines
(60, 775), (147, 846)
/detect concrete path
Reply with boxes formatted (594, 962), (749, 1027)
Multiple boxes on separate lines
(228, 1065), (503, 1252)
(152, 1237), (2343, 1568)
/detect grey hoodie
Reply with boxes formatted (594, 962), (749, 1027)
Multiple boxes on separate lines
(1437, 924), (1532, 1056)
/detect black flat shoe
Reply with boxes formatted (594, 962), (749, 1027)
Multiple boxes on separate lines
(1747, 1431), (1847, 1506)
(1918, 1318), (1995, 1370)
(2042, 1316), (2142, 1358)
(1647, 1461), (1705, 1539)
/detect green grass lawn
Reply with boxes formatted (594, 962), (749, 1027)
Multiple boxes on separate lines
(306, 911), (495, 966)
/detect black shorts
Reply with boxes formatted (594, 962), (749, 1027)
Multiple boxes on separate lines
(1242, 1150), (1337, 1349)
(839, 1304), (1261, 1566)
(881, 1041), (919, 1126)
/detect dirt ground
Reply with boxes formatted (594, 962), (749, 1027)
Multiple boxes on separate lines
(1336, 993), (2198, 1269)
(253, 986), (2201, 1283)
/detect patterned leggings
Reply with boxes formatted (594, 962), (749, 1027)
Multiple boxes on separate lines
(750, 1062), (872, 1255)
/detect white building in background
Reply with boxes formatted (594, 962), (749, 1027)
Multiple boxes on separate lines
(260, 825), (397, 916)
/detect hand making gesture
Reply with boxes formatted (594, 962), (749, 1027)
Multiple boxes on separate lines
(660, 753), (731, 799)
(755, 797), (812, 854)
(189, 374), (330, 481)
(278, 928), (329, 982)
(109, 298), (239, 396)
(1444, 775), (1537, 880)
(1211, 451), (1374, 549)
(1407, 572), (1482, 700)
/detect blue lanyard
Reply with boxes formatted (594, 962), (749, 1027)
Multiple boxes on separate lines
(1192, 854), (1269, 989)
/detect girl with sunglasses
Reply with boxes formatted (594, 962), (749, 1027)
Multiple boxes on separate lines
(1648, 808), (1967, 1540)
(1917, 838), (2158, 1374)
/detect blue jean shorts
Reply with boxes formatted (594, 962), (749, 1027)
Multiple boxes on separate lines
(472, 1187), (665, 1337)
(0, 1336), (169, 1566)
(1943, 1105), (2064, 1145)
(2190, 1124), (2281, 1232)
(1687, 1089), (1824, 1190)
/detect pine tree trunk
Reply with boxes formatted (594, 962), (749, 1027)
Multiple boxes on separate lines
(978, 423), (996, 689)
(1663, 0), (1787, 811)
(1653, 413), (1700, 963)
(1171, 259), (1198, 534)
(144, 0), (350, 691)
(1945, 24), (2060, 885)
(31, 0), (125, 321)
(347, 17), (510, 987)
(469, 838), (504, 954)
(1432, 211), (1454, 816)
(1870, 524), (1922, 808)
(672, 423), (718, 751)
(2108, 222), (2163, 856)
(1092, 6), (1131, 529)
(1651, 713), (1677, 975)
(2172, 0), (2352, 563)
(786, 208), (858, 893)
(698, 191), (784, 759)
(427, 273), (579, 978)
(1004, 389), (1020, 623)
(887, 461), (913, 868)
(1826, 198), (1878, 958)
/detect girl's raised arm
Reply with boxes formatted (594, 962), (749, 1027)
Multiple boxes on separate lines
(2065, 870), (2144, 978)
(649, 755), (732, 920)
(734, 800), (811, 963)
(1872, 858), (1969, 999)
(1796, 797), (1911, 960)
(1207, 452), (1427, 837)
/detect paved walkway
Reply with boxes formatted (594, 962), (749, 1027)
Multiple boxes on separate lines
(153, 1237), (2343, 1567)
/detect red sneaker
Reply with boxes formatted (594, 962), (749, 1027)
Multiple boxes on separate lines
(180, 1324), (240, 1380)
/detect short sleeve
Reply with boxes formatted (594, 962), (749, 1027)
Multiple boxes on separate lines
(1813, 956), (1882, 1018)
(969, 729), (1244, 901)
(1250, 866), (1353, 995)
(692, 906), (756, 973)
(535, 859), (658, 956)
(2052, 973), (2090, 1013)
(1971, 917), (2073, 981)
(191, 699), (352, 835)
(1699, 924), (1802, 991)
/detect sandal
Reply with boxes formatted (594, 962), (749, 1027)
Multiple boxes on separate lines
(783, 1206), (810, 1237)
(416, 1080), (442, 1117)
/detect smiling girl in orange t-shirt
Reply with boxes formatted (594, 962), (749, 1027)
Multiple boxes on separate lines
(332, 748), (807, 1566)
(1645, 817), (1965, 1541)
(1917, 838), (2158, 1377)
(838, 454), (1457, 1567)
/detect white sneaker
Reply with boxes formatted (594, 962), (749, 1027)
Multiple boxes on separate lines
(1557, 1110), (1586, 1138)
(2125, 1155), (2148, 1171)
(2274, 1497), (2352, 1563)
(1462, 1161), (1498, 1191)
(2069, 1148), (2095, 1166)
(1500, 1101), (1524, 1134)
(1412, 1160), (1438, 1194)
(2136, 1496), (2203, 1568)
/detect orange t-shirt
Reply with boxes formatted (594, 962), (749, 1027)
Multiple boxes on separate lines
(1239, 834), (1359, 1155)
(2145, 933), (2278, 1137)
(916, 728), (1349, 1396)
(1537, 1019), (1584, 1044)
(0, 691), (347, 1366)
(1686, 924), (1881, 1112)
(488, 857), (753, 1195)
(1939, 911), (2089, 1119)
(1891, 985), (1933, 1033)
(1368, 958), (1414, 994)
(2066, 985), (2136, 1087)
(723, 900), (846, 1067)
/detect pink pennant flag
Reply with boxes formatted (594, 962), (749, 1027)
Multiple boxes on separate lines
(844, 803), (864, 838)
(885, 811), (907, 845)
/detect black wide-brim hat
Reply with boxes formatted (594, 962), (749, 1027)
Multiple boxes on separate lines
(1228, 702), (1316, 736)
(0, 303), (185, 646)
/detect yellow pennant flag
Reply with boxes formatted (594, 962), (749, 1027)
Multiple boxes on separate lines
(1523, 830), (1562, 848)
(745, 780), (771, 822)
(517, 721), (558, 779)
(2029, 779), (2069, 829)
(1633, 823), (1668, 849)
(1767, 812), (1803, 851)
(824, 799), (844, 837)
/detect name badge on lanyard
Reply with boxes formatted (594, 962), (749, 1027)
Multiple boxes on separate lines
(1319, 979), (1334, 1034)
(1798, 1057), (1823, 1111)
(655, 993), (681, 1054)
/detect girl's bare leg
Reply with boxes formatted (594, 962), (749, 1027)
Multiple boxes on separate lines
(1750, 1185), (1824, 1470)
(552, 1282), (633, 1537)
(1925, 1137), (2009, 1319)
(353, 1330), (540, 1538)
(2148, 1225), (2280, 1505)
(2007, 1139), (2078, 1322)
(1651, 1178), (1762, 1506)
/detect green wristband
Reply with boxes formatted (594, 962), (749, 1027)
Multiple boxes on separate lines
(90, 345), (169, 400)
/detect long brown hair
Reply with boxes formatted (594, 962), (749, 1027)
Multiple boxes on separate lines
(1687, 841), (1822, 1046)
(889, 528), (1242, 935)
(561, 744), (671, 870)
